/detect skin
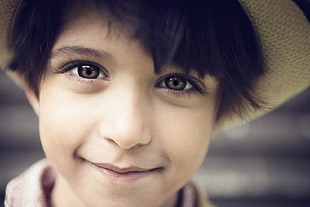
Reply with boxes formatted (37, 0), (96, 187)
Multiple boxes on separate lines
(24, 5), (221, 207)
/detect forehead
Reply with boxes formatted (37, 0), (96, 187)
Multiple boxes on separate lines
(58, 0), (200, 76)
(53, 6), (151, 68)
(61, 0), (138, 37)
(51, 9), (218, 89)
(57, 1), (152, 61)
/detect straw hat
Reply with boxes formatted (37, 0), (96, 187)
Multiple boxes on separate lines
(0, 0), (309, 126)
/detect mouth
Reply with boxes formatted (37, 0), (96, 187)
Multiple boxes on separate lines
(89, 162), (163, 183)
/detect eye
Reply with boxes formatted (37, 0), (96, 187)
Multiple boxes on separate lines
(156, 73), (206, 96)
(55, 60), (110, 81)
(165, 76), (192, 90)
(72, 64), (107, 79)
(157, 74), (194, 91)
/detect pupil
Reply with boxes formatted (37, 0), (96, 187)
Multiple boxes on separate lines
(85, 69), (92, 75)
(172, 80), (180, 86)
(167, 77), (185, 90)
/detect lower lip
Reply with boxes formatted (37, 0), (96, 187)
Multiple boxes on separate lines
(90, 163), (160, 183)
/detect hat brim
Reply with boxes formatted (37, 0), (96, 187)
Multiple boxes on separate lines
(228, 0), (310, 127)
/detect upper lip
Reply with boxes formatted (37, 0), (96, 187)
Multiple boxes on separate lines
(91, 162), (156, 173)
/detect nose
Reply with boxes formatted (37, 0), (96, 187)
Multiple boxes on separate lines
(98, 89), (152, 150)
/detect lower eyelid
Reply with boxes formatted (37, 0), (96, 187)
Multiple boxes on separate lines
(157, 86), (201, 98)
(62, 71), (108, 89)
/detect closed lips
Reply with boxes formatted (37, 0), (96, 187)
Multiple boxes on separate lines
(91, 162), (161, 174)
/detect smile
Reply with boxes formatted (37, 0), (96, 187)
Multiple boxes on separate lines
(89, 162), (162, 183)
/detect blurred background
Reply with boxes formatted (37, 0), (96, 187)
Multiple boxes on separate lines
(0, 69), (309, 207)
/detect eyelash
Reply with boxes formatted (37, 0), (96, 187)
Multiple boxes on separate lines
(156, 73), (206, 96)
(55, 60), (206, 96)
(55, 60), (109, 83)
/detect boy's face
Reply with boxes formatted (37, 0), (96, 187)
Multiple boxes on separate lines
(26, 7), (220, 207)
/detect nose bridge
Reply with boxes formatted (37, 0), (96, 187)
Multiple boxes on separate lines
(100, 86), (151, 149)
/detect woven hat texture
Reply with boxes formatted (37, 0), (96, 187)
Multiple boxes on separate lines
(0, 0), (20, 70)
(235, 0), (309, 126)
(0, 0), (309, 127)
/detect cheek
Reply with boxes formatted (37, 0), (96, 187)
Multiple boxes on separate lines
(156, 104), (216, 175)
(153, 106), (215, 194)
(164, 115), (213, 162)
(38, 83), (92, 169)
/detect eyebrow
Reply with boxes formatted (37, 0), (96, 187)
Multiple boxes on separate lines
(51, 46), (112, 60)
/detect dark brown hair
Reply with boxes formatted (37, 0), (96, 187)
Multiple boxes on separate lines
(8, 0), (265, 120)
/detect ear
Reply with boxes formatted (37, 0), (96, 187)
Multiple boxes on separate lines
(24, 85), (40, 116)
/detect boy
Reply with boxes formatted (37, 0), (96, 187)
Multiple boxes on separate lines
(0, 0), (309, 206)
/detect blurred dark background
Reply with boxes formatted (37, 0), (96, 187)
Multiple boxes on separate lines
(0, 69), (309, 207)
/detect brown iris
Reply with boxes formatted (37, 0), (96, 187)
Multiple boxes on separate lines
(77, 65), (100, 79)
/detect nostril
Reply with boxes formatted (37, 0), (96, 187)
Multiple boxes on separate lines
(102, 134), (152, 150)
